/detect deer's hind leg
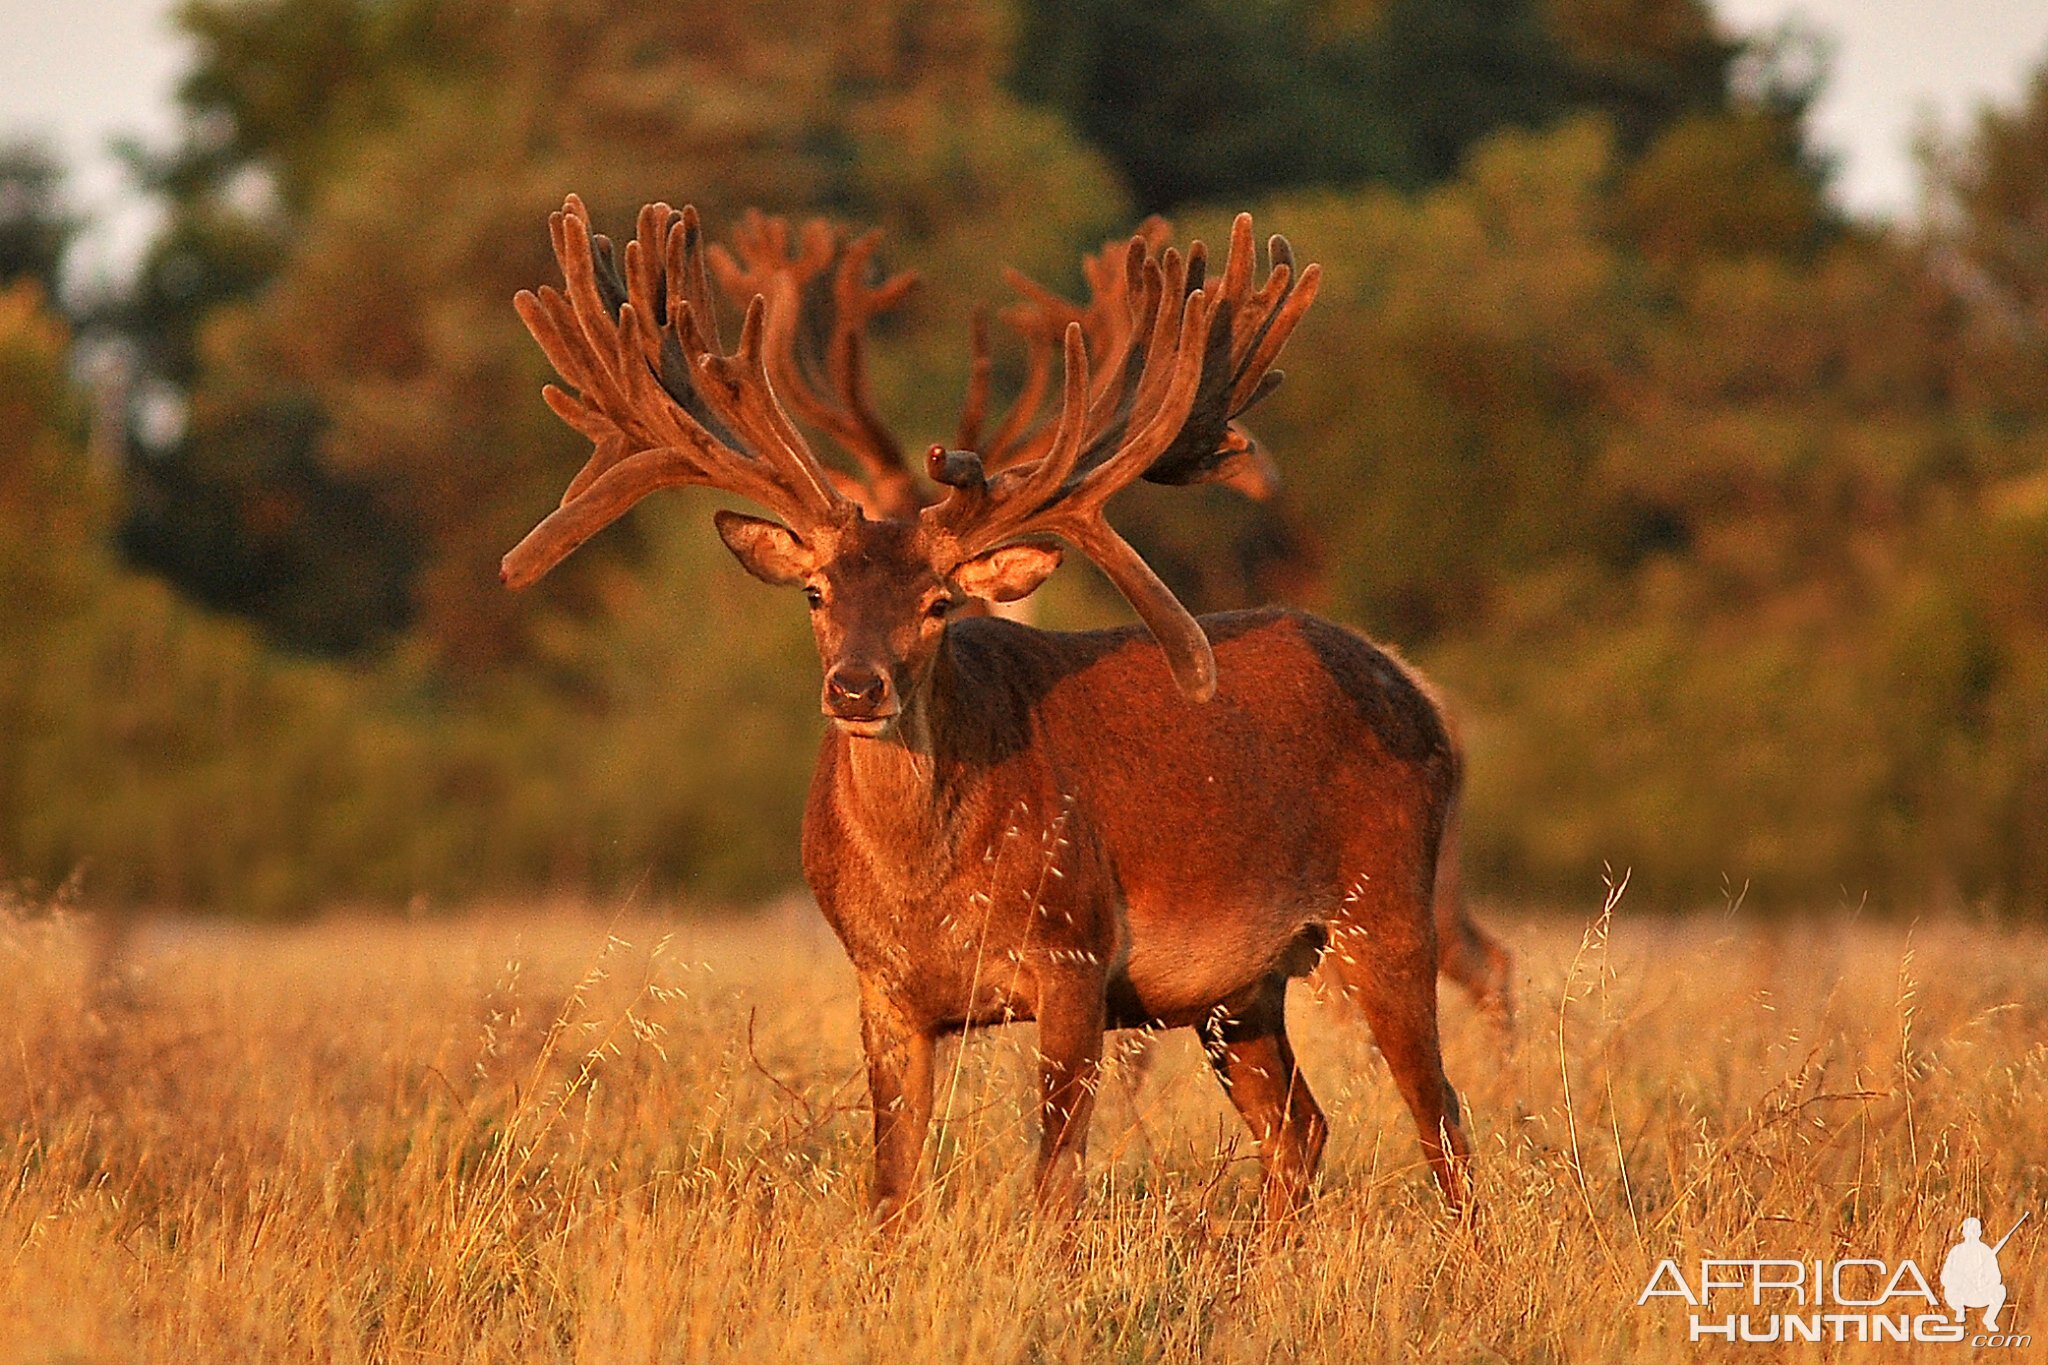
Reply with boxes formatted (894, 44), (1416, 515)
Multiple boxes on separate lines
(1327, 870), (1471, 1211)
(1200, 975), (1328, 1221)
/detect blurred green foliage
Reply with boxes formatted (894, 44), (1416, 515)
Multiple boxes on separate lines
(1008, 0), (1757, 210)
(1247, 113), (2048, 907)
(0, 141), (79, 297)
(2, 0), (2046, 915)
(2, 288), (822, 913)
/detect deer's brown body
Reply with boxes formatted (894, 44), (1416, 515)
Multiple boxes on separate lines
(503, 196), (1502, 1222)
(805, 608), (1465, 1218)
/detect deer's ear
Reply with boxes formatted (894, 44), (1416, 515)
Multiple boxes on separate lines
(715, 511), (812, 586)
(951, 540), (1063, 603)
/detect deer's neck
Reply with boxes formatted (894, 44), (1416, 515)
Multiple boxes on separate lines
(836, 649), (960, 822)
(826, 638), (1005, 880)
(838, 710), (948, 826)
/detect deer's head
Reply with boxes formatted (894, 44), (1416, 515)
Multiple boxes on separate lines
(500, 198), (1318, 735)
(714, 508), (1059, 735)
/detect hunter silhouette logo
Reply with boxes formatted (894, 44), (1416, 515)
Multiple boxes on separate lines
(1943, 1214), (2026, 1332)
(1637, 1210), (2032, 1347)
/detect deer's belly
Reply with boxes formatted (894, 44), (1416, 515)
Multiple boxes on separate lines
(1109, 900), (1328, 1026)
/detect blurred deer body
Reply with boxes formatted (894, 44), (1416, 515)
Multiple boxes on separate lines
(503, 197), (1496, 1221)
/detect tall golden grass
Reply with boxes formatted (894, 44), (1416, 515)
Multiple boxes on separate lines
(0, 892), (2041, 1361)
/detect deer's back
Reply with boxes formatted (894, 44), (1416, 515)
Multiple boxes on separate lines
(944, 609), (1458, 969)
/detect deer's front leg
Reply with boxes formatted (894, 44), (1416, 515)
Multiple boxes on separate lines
(859, 982), (934, 1226)
(1033, 967), (1106, 1219)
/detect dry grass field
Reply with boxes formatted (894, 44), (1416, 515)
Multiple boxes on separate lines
(0, 891), (2042, 1362)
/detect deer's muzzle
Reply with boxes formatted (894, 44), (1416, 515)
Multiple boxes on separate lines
(823, 665), (897, 729)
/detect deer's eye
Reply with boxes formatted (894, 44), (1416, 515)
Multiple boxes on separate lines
(926, 597), (952, 620)
(803, 586), (823, 609)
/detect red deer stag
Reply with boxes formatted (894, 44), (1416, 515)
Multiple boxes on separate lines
(504, 196), (1490, 1221)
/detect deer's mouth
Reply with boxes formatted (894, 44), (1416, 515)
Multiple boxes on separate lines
(827, 712), (899, 739)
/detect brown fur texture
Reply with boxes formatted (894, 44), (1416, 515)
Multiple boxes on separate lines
(749, 510), (1479, 1222)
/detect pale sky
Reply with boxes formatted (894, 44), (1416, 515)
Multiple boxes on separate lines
(2, 0), (2046, 295)
(0, 0), (186, 291)
(1717, 0), (2048, 215)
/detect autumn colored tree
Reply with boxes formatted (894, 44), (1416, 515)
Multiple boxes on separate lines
(1236, 109), (2043, 908)
(121, 0), (1124, 670)
(31, 1), (2044, 912)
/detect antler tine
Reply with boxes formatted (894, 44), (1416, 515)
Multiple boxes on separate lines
(1230, 237), (1320, 413)
(1016, 322), (1095, 513)
(502, 197), (852, 590)
(826, 228), (919, 510)
(957, 307), (994, 453)
(925, 214), (1319, 702)
(1088, 287), (1218, 493)
(663, 205), (722, 355)
(1217, 212), (1256, 323)
(637, 206), (853, 515)
(624, 203), (672, 333)
(975, 273), (1078, 469)
(686, 292), (847, 516)
(976, 228), (1151, 473)
(1137, 217), (1320, 490)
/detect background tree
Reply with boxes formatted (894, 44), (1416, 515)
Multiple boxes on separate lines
(1010, 0), (1769, 212)
(6, 0), (2044, 914)
(115, 0), (1125, 670)
(0, 141), (79, 298)
(1931, 59), (2048, 426)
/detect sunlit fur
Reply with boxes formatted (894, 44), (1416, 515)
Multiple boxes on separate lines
(723, 508), (1479, 1223)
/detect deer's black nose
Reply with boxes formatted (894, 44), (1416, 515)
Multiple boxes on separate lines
(824, 666), (892, 718)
